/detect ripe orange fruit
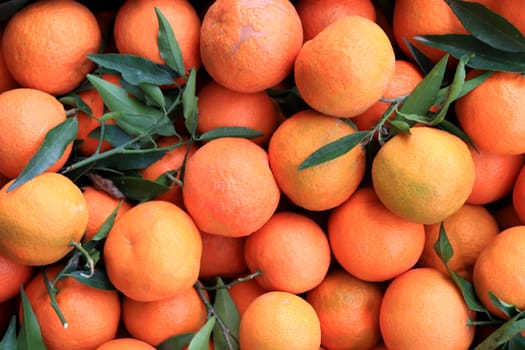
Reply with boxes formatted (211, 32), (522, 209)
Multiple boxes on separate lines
(0, 253), (33, 303)
(103, 200), (202, 302)
(122, 287), (207, 346)
(418, 203), (499, 281)
(353, 59), (424, 131)
(96, 338), (156, 350)
(0, 88), (71, 179)
(492, 1), (525, 36)
(268, 109), (366, 211)
(244, 211), (331, 294)
(467, 147), (524, 205)
(305, 269), (384, 350)
(21, 265), (121, 350)
(228, 276), (268, 317)
(139, 136), (198, 207)
(200, 0), (303, 93)
(380, 267), (476, 350)
(473, 225), (525, 319)
(294, 15), (395, 118)
(199, 231), (247, 280)
(328, 187), (425, 282)
(371, 126), (476, 224)
(513, 164), (525, 222)
(81, 186), (132, 242)
(0, 30), (18, 93)
(295, 0), (376, 42)
(113, 0), (201, 76)
(182, 137), (280, 237)
(2, 0), (101, 95)
(456, 71), (525, 155)
(239, 291), (321, 350)
(0, 173), (89, 266)
(196, 80), (278, 146)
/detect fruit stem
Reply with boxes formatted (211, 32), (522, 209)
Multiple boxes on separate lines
(69, 241), (94, 278)
(43, 270), (68, 328)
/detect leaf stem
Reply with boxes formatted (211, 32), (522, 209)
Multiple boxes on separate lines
(43, 271), (68, 328)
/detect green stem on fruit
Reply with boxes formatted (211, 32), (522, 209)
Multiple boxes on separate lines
(43, 270), (68, 329)
(69, 241), (94, 278)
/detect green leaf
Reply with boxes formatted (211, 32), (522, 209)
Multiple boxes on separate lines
(109, 175), (170, 202)
(505, 332), (525, 350)
(60, 93), (93, 115)
(88, 124), (134, 148)
(94, 147), (170, 171)
(18, 287), (46, 350)
(88, 54), (175, 86)
(489, 292), (522, 319)
(189, 316), (216, 350)
(0, 316), (17, 350)
(8, 117), (78, 192)
(0, 0), (28, 22)
(139, 83), (166, 109)
(474, 312), (525, 350)
(213, 278), (240, 350)
(433, 223), (454, 263)
(436, 119), (478, 151)
(298, 131), (369, 170)
(155, 7), (186, 77)
(388, 119), (412, 134)
(414, 34), (525, 73)
(67, 269), (115, 290)
(404, 38), (436, 75)
(183, 68), (199, 135)
(445, 0), (525, 53)
(197, 127), (264, 142)
(84, 201), (123, 250)
(158, 332), (195, 350)
(457, 70), (492, 99)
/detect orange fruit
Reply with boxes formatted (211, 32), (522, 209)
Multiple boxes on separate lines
(0, 253), (33, 303)
(492, 0), (525, 36)
(305, 269), (384, 350)
(0, 30), (18, 93)
(353, 59), (424, 131)
(0, 88), (71, 179)
(295, 0), (376, 42)
(418, 203), (499, 281)
(96, 338), (156, 350)
(456, 71), (525, 155)
(513, 164), (525, 222)
(103, 200), (202, 302)
(328, 187), (425, 282)
(196, 80), (278, 146)
(244, 211), (331, 294)
(2, 0), (101, 95)
(371, 126), (476, 224)
(113, 0), (201, 77)
(200, 0), (303, 93)
(0, 173), (88, 266)
(294, 15), (395, 118)
(239, 291), (321, 350)
(228, 276), (268, 317)
(122, 287), (207, 346)
(473, 225), (525, 319)
(21, 265), (121, 350)
(199, 231), (247, 280)
(268, 109), (366, 211)
(467, 146), (524, 205)
(182, 137), (280, 237)
(139, 136), (198, 206)
(380, 267), (476, 350)
(81, 186), (132, 242)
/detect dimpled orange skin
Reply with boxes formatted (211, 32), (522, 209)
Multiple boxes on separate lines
(294, 15), (395, 118)
(200, 0), (303, 93)
(1, 0), (101, 95)
(372, 127), (476, 225)
(0, 88), (71, 179)
(96, 338), (156, 350)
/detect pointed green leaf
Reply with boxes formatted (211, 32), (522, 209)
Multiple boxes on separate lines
(94, 147), (171, 170)
(18, 287), (46, 350)
(155, 7), (186, 77)
(505, 332), (525, 350)
(298, 131), (369, 170)
(213, 278), (240, 350)
(109, 175), (170, 202)
(84, 201), (123, 249)
(189, 317), (216, 350)
(183, 68), (199, 135)
(0, 316), (17, 350)
(197, 127), (264, 142)
(415, 34), (525, 72)
(67, 269), (115, 290)
(88, 53), (175, 85)
(474, 312), (525, 350)
(445, 0), (525, 53)
(489, 292), (522, 319)
(88, 124), (134, 148)
(8, 117), (78, 192)
(60, 93), (93, 115)
(158, 332), (195, 350)
(139, 83), (166, 109)
(433, 222), (454, 263)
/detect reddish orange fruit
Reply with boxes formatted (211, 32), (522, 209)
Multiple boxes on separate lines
(199, 231), (247, 280)
(96, 338), (156, 350)
(228, 276), (268, 317)
(0, 253), (33, 302)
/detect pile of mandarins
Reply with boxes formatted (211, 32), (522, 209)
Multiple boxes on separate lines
(0, 0), (525, 349)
